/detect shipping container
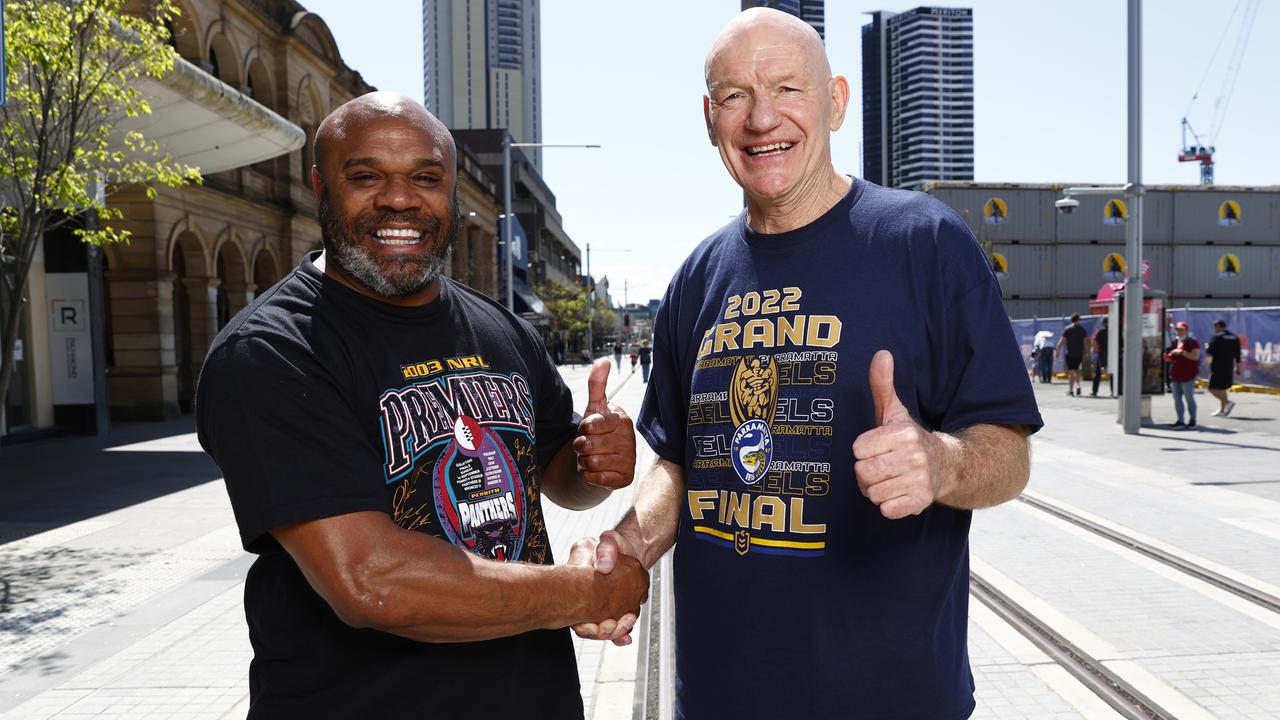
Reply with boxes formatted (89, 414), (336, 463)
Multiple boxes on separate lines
(927, 185), (1057, 243)
(1003, 297), (1089, 321)
(1171, 188), (1280, 245)
(1054, 244), (1130, 297)
(990, 243), (1053, 298)
(1055, 191), (1168, 244)
(1170, 245), (1280, 298)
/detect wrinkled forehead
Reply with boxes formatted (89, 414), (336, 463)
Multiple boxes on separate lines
(705, 24), (829, 90)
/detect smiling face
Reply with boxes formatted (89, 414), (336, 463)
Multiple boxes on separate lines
(312, 93), (459, 305)
(703, 10), (848, 210)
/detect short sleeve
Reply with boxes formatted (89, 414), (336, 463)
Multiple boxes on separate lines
(521, 322), (577, 469)
(925, 220), (1044, 435)
(636, 280), (686, 465)
(196, 335), (386, 553)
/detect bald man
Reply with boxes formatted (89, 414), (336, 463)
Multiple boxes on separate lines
(569, 10), (1042, 718)
(196, 93), (646, 717)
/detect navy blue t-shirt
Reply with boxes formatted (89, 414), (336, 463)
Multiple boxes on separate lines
(637, 179), (1043, 720)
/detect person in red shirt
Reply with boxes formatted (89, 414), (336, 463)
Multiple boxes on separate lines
(1165, 321), (1201, 428)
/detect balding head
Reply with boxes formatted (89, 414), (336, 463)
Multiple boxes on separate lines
(702, 7), (849, 225)
(314, 91), (454, 178)
(705, 8), (830, 93)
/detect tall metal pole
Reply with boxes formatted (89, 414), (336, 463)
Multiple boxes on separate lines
(584, 243), (593, 356)
(501, 134), (515, 312)
(1121, 0), (1145, 434)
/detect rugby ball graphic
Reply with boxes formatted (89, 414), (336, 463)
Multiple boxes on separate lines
(453, 415), (483, 452)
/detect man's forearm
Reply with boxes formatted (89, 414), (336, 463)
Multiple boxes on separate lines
(934, 423), (1030, 509)
(541, 440), (612, 510)
(615, 457), (684, 569)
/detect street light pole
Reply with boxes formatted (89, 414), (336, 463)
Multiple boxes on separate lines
(500, 137), (600, 312)
(1121, 0), (1144, 434)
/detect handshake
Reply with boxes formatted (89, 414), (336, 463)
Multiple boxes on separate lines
(567, 531), (647, 645)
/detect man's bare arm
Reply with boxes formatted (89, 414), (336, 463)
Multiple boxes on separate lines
(932, 423), (1032, 509)
(272, 511), (648, 643)
(611, 457), (685, 569)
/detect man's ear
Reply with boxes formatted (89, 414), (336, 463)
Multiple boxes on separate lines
(828, 75), (850, 132)
(703, 95), (717, 147)
(311, 166), (323, 199)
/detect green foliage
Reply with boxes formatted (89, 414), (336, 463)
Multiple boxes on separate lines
(0, 0), (201, 428)
(0, 0), (200, 249)
(534, 280), (589, 337)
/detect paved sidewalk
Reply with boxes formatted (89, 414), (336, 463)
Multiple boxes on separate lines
(3, 367), (1278, 718)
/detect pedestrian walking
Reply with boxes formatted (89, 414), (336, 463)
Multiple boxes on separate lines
(1032, 330), (1054, 384)
(638, 339), (652, 383)
(1055, 313), (1087, 396)
(1206, 319), (1242, 417)
(613, 342), (623, 374)
(1091, 317), (1112, 397)
(1165, 321), (1201, 428)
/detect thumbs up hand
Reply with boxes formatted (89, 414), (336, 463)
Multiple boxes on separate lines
(571, 358), (636, 489)
(851, 350), (958, 520)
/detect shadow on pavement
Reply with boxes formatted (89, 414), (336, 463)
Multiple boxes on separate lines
(1136, 432), (1280, 453)
(0, 418), (221, 544)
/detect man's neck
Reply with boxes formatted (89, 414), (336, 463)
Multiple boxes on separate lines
(745, 169), (851, 235)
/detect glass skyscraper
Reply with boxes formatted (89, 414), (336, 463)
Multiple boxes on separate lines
(741, 0), (825, 39)
(862, 7), (974, 189)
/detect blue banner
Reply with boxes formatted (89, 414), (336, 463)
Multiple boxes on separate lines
(1015, 306), (1280, 389)
(1166, 306), (1280, 388)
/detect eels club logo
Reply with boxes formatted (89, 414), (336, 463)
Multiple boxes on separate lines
(731, 419), (773, 485)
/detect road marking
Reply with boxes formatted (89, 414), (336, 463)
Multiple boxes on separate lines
(970, 557), (1216, 720)
(1220, 516), (1280, 543)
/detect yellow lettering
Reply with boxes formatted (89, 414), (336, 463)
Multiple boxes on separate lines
(752, 496), (787, 532)
(777, 315), (805, 346)
(713, 322), (741, 353)
(688, 490), (718, 521)
(742, 319), (774, 349)
(741, 291), (761, 316)
(725, 490), (752, 528)
(447, 358), (465, 369)
(697, 328), (714, 359)
(781, 287), (802, 312)
(807, 315), (842, 347)
(789, 498), (827, 534)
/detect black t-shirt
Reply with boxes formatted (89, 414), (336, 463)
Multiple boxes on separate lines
(1062, 323), (1087, 358)
(638, 346), (652, 364)
(637, 180), (1043, 719)
(1206, 331), (1242, 373)
(196, 254), (582, 718)
(1094, 327), (1108, 356)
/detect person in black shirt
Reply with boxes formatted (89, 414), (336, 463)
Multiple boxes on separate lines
(637, 339), (653, 383)
(195, 93), (647, 718)
(1091, 317), (1112, 397)
(1056, 313), (1088, 396)
(1206, 319), (1243, 417)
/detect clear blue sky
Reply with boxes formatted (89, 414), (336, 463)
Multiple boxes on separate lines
(300, 1), (1279, 305)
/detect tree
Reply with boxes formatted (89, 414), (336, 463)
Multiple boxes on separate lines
(0, 0), (200, 432)
(534, 280), (588, 341)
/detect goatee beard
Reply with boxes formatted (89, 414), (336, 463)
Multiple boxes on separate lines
(317, 189), (460, 299)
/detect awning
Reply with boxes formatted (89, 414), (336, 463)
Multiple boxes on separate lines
(115, 56), (305, 174)
(513, 276), (548, 318)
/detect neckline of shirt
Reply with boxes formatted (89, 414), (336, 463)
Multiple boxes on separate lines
(298, 250), (452, 321)
(739, 176), (865, 252)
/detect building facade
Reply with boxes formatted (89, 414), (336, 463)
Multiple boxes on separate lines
(422, 0), (542, 169)
(862, 7), (974, 189)
(926, 182), (1280, 320)
(741, 0), (825, 38)
(4, 0), (504, 439)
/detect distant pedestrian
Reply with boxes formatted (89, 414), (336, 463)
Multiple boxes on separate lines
(638, 339), (652, 383)
(1055, 313), (1087, 396)
(1032, 330), (1054, 384)
(1091, 317), (1112, 397)
(1165, 321), (1200, 428)
(581, 347), (592, 366)
(1206, 319), (1242, 417)
(613, 343), (623, 374)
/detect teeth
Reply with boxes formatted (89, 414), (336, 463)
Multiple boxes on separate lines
(747, 142), (794, 156)
(374, 228), (422, 245)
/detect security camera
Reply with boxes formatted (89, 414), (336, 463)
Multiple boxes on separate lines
(1055, 196), (1080, 214)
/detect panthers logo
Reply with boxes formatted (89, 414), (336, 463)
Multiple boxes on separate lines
(729, 355), (779, 427)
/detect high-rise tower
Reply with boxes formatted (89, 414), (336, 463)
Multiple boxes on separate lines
(862, 7), (974, 188)
(740, 0), (825, 39)
(423, 0), (542, 169)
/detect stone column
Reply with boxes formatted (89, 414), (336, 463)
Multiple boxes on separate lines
(104, 269), (181, 420)
(182, 276), (220, 410)
(221, 280), (255, 319)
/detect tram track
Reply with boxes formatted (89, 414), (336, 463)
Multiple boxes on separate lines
(1015, 492), (1280, 615)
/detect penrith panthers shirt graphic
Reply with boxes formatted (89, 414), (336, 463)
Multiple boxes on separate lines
(197, 255), (582, 718)
(638, 180), (1043, 720)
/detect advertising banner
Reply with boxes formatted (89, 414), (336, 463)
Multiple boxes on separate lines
(46, 273), (95, 405)
(1167, 306), (1280, 388)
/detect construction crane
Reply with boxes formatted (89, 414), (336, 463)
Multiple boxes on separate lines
(1178, 0), (1260, 185)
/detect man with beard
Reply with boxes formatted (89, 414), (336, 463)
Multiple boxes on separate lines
(195, 93), (647, 718)
(569, 9), (1041, 719)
